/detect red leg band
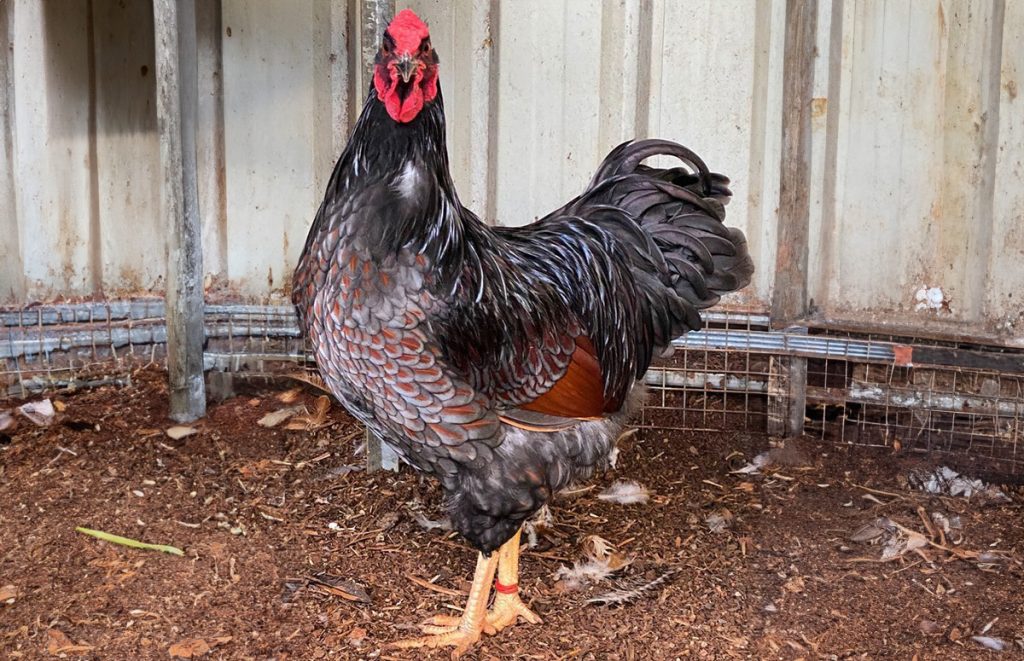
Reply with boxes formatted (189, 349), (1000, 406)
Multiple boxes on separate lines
(494, 580), (518, 595)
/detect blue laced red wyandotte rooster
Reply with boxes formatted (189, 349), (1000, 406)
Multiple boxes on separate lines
(293, 10), (753, 656)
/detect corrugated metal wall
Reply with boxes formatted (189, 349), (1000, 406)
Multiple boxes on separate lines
(2, 1), (1022, 345)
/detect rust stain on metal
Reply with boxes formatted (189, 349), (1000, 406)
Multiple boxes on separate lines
(893, 344), (914, 367)
(811, 97), (827, 119)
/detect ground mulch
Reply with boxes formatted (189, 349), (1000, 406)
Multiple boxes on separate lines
(2, 368), (1021, 659)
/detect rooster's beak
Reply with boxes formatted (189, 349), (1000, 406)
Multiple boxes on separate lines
(395, 55), (416, 84)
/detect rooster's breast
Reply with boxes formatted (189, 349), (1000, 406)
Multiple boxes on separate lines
(308, 243), (501, 481)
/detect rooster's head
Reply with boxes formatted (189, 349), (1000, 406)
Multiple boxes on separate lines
(373, 9), (438, 124)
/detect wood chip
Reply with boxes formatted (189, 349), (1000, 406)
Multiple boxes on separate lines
(257, 406), (302, 428)
(783, 576), (805, 593)
(166, 426), (197, 440)
(167, 636), (230, 658)
(46, 629), (93, 655)
(168, 638), (211, 658)
(0, 585), (18, 604)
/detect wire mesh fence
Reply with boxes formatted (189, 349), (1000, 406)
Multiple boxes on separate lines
(1, 300), (166, 396)
(802, 333), (1024, 479)
(3, 299), (1023, 479)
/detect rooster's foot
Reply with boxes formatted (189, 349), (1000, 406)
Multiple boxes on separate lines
(416, 613), (496, 637)
(486, 590), (542, 633)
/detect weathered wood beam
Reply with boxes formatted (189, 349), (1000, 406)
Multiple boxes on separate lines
(154, 0), (206, 422)
(771, 0), (817, 327)
(769, 1), (817, 437)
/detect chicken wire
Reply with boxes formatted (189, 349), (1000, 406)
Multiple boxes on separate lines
(3, 299), (1023, 480)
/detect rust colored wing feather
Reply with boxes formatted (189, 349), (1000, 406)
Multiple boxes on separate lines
(518, 336), (605, 419)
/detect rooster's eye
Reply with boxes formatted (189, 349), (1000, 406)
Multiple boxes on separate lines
(419, 39), (430, 54)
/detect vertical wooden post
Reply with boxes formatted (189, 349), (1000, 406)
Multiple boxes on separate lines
(155, 0), (206, 422)
(359, 0), (398, 471)
(767, 327), (809, 439)
(771, 0), (817, 327)
(769, 1), (817, 438)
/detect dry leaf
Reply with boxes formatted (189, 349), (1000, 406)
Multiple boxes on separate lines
(0, 585), (18, 604)
(166, 426), (197, 440)
(46, 629), (93, 655)
(307, 572), (371, 603)
(276, 388), (302, 404)
(53, 400), (67, 412)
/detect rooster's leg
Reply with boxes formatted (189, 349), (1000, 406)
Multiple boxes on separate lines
(486, 527), (542, 632)
(390, 551), (498, 657)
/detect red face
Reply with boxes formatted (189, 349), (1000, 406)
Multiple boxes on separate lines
(373, 10), (439, 123)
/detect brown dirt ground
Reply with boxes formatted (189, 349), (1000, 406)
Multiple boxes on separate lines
(1, 368), (1022, 660)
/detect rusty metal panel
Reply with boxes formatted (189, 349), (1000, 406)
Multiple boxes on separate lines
(2, 1), (1022, 345)
(10, 0), (96, 299)
(810, 0), (1020, 345)
(645, 0), (785, 309)
(990, 1), (1024, 337)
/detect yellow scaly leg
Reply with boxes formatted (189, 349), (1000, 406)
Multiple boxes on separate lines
(487, 527), (542, 632)
(389, 551), (498, 657)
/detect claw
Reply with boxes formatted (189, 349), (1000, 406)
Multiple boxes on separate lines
(389, 628), (482, 657)
(418, 614), (496, 637)
(486, 592), (542, 632)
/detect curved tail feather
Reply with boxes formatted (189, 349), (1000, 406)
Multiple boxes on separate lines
(568, 139), (754, 349)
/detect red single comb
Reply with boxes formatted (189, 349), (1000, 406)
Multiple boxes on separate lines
(388, 9), (430, 53)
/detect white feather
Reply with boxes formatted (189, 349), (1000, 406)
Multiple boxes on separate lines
(394, 160), (420, 198)
(554, 558), (617, 591)
(597, 480), (650, 505)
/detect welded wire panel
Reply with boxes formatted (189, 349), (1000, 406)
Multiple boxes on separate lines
(803, 359), (1024, 479)
(640, 312), (770, 433)
(3, 301), (1023, 480)
(1, 301), (162, 396)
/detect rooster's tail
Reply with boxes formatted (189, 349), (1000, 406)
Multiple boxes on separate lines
(573, 139), (755, 348)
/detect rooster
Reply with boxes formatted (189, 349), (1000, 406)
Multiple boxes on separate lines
(293, 9), (753, 656)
